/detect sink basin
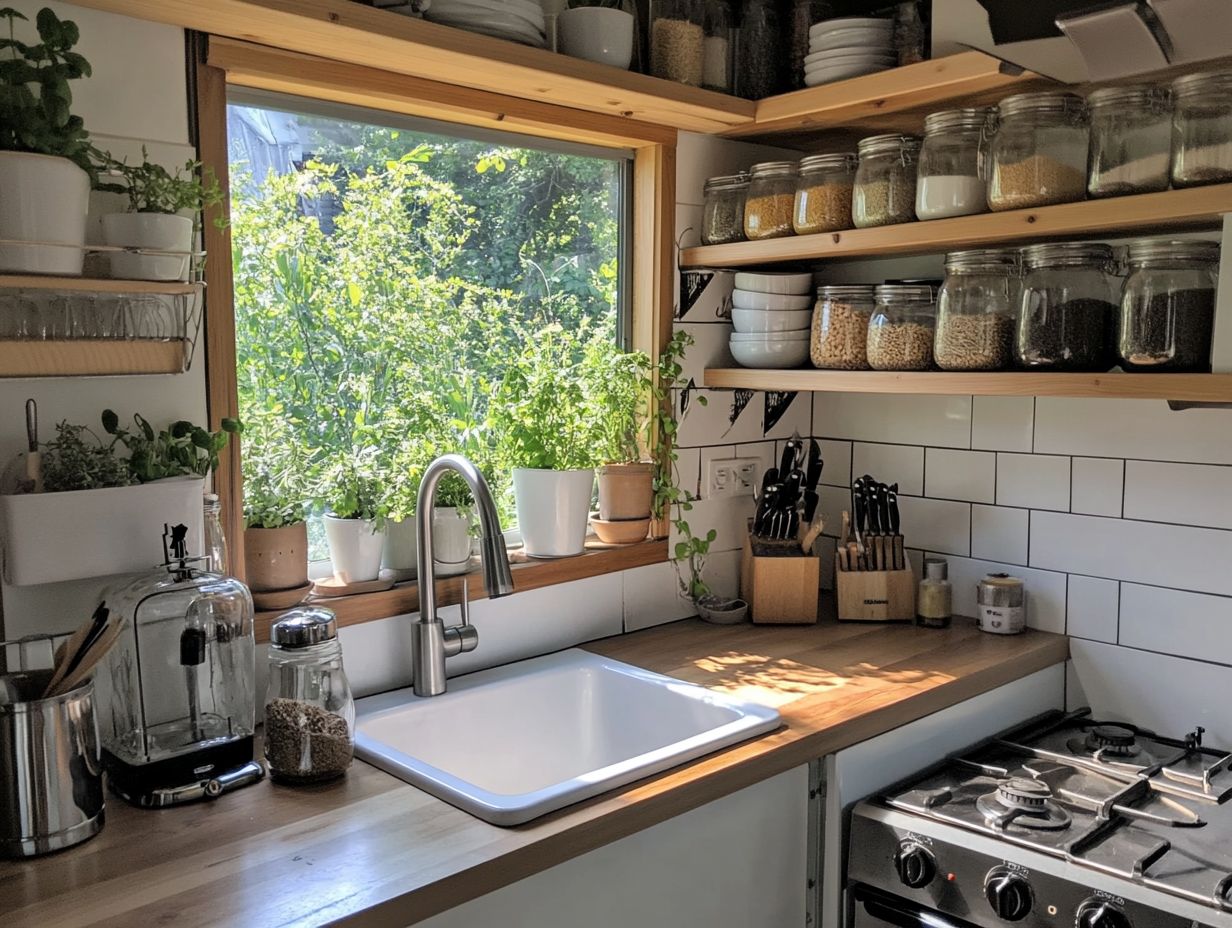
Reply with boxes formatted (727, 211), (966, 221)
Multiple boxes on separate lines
(354, 648), (781, 826)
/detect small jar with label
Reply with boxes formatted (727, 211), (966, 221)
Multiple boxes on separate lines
(977, 573), (1025, 635)
(1087, 84), (1172, 198)
(744, 161), (798, 240)
(853, 134), (921, 228)
(916, 557), (952, 629)
(793, 152), (856, 235)
(701, 173), (749, 245)
(915, 107), (991, 220)
(810, 285), (874, 370)
(1171, 70), (1232, 188)
(867, 284), (935, 371)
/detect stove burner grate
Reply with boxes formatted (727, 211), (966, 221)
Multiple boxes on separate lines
(1068, 723), (1144, 760)
(976, 776), (1073, 831)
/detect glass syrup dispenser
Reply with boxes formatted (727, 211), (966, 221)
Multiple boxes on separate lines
(96, 523), (263, 807)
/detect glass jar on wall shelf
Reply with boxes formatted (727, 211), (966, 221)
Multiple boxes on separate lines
(701, 0), (734, 92)
(793, 152), (856, 235)
(1086, 84), (1172, 198)
(810, 285), (875, 370)
(701, 172), (748, 245)
(736, 0), (783, 100)
(651, 0), (706, 86)
(915, 107), (990, 220)
(852, 134), (921, 229)
(1118, 238), (1220, 372)
(1170, 70), (1232, 188)
(744, 161), (797, 240)
(934, 248), (1020, 371)
(1016, 242), (1118, 372)
(788, 0), (836, 89)
(986, 92), (1089, 212)
(867, 284), (936, 371)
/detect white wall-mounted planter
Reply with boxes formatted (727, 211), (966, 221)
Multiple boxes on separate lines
(512, 467), (595, 558)
(0, 152), (90, 276)
(324, 514), (384, 583)
(0, 476), (204, 586)
(102, 212), (194, 282)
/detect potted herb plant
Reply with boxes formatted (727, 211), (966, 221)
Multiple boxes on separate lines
(431, 471), (475, 575)
(320, 448), (385, 583)
(100, 148), (222, 281)
(490, 324), (599, 558)
(587, 340), (654, 544)
(0, 7), (98, 275)
(241, 418), (309, 596)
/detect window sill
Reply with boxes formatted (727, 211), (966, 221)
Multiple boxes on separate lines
(254, 537), (667, 643)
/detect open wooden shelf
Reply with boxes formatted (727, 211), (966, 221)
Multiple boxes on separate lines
(722, 51), (1055, 144)
(681, 184), (1232, 268)
(73, 0), (754, 134)
(0, 275), (200, 295)
(0, 339), (189, 377)
(703, 369), (1232, 402)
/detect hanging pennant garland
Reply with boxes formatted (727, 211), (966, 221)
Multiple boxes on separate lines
(722, 389), (755, 437)
(764, 391), (798, 435)
(678, 269), (715, 320)
(679, 377), (698, 418)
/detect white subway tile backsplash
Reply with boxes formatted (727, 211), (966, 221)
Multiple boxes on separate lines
(818, 484), (852, 539)
(675, 388), (762, 447)
(1124, 460), (1232, 530)
(815, 394), (972, 449)
(971, 396), (1034, 453)
(765, 392), (812, 441)
(996, 453), (1070, 511)
(1035, 398), (1232, 464)
(1030, 511), (1232, 597)
(679, 322), (735, 383)
(675, 203), (703, 248)
(898, 496), (970, 556)
(623, 561), (695, 632)
(1119, 583), (1232, 665)
(936, 555), (1067, 634)
(853, 442), (924, 495)
(970, 504), (1028, 565)
(669, 495), (756, 554)
(818, 439), (852, 487)
(674, 447), (701, 500)
(1066, 576), (1119, 643)
(1071, 457), (1123, 517)
(926, 448), (995, 503)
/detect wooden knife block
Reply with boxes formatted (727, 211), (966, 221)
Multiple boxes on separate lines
(741, 533), (820, 625)
(835, 564), (915, 622)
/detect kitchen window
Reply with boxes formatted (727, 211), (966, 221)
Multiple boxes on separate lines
(225, 92), (631, 560)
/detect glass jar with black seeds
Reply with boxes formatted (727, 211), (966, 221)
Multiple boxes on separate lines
(1016, 242), (1118, 372)
(1119, 239), (1220, 372)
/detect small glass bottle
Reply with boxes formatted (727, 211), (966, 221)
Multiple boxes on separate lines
(916, 557), (952, 629)
(701, 173), (749, 245)
(265, 607), (355, 783)
(203, 492), (229, 575)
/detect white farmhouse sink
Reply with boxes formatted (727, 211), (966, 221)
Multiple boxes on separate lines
(354, 648), (781, 826)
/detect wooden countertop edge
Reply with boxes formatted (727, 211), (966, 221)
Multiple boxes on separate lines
(330, 629), (1071, 927)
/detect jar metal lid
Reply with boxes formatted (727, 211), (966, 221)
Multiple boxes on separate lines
(798, 152), (857, 173)
(923, 107), (992, 136)
(749, 161), (798, 178)
(874, 283), (935, 303)
(271, 607), (339, 647)
(816, 284), (875, 300)
(944, 248), (1020, 272)
(1125, 238), (1220, 264)
(1021, 242), (1115, 269)
(996, 91), (1086, 120)
(704, 173), (749, 192)
(923, 556), (948, 581)
(977, 572), (1025, 607)
(856, 133), (922, 157)
(1171, 69), (1232, 99)
(1086, 84), (1168, 110)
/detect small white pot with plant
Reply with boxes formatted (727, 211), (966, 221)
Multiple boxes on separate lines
(98, 148), (221, 281)
(0, 7), (100, 276)
(430, 472), (475, 575)
(321, 450), (385, 584)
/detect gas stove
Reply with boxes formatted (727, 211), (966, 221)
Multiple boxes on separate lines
(848, 709), (1232, 928)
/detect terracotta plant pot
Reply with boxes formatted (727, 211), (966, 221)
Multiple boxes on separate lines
(244, 522), (309, 592)
(597, 462), (653, 522)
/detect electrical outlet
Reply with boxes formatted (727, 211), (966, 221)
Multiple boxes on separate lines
(707, 457), (760, 499)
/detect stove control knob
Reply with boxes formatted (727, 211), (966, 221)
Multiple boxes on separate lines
(985, 869), (1033, 921)
(894, 842), (936, 889)
(1077, 900), (1132, 928)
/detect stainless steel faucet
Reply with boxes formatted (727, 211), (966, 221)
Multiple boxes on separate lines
(412, 454), (514, 697)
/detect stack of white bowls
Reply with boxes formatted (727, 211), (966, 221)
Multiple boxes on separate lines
(729, 271), (814, 369)
(424, 0), (547, 47)
(804, 17), (896, 87)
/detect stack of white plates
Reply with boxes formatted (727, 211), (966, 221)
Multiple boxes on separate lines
(804, 17), (896, 87)
(729, 272), (814, 369)
(424, 0), (547, 47)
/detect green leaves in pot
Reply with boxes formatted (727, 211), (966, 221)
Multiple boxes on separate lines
(102, 409), (241, 483)
(98, 146), (224, 215)
(41, 420), (132, 493)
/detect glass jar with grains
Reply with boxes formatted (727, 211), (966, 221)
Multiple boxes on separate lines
(651, 0), (705, 86)
(264, 607), (355, 783)
(1119, 239), (1220, 372)
(702, 0), (734, 93)
(737, 0), (783, 99)
(1170, 70), (1232, 188)
(701, 173), (748, 245)
(915, 107), (990, 220)
(1016, 242), (1118, 372)
(986, 92), (1089, 212)
(811, 284), (875, 370)
(934, 248), (1020, 371)
(793, 152), (856, 235)
(867, 284), (936, 371)
(744, 161), (798, 240)
(853, 134), (921, 228)
(1086, 85), (1172, 198)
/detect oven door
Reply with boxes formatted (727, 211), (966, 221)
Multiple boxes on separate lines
(851, 884), (982, 928)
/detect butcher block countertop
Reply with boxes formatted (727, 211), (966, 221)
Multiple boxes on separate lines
(0, 617), (1068, 928)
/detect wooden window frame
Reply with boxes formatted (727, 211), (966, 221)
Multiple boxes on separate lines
(193, 36), (675, 642)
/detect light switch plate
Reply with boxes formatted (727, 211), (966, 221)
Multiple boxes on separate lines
(707, 457), (760, 499)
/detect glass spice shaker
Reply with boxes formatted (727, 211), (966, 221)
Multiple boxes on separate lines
(737, 0), (783, 100)
(265, 607), (355, 783)
(916, 557), (952, 629)
(651, 0), (706, 85)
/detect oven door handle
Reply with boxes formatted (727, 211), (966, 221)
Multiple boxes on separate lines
(854, 886), (980, 928)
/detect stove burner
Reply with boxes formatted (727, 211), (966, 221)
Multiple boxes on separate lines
(975, 777), (1073, 830)
(1068, 723), (1143, 760)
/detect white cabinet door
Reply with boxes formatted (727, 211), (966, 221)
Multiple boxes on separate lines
(416, 765), (809, 928)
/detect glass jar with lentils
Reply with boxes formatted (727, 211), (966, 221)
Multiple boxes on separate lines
(852, 134), (921, 228)
(744, 161), (798, 240)
(934, 249), (1020, 371)
(793, 152), (856, 235)
(810, 284), (875, 369)
(701, 173), (748, 245)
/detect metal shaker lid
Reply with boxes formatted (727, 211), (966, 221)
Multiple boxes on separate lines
(923, 557), (948, 581)
(271, 607), (338, 648)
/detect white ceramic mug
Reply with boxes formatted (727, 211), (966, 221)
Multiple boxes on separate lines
(433, 507), (472, 571)
(556, 7), (634, 69)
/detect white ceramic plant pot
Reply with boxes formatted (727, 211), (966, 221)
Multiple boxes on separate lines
(102, 212), (194, 281)
(381, 516), (418, 578)
(433, 506), (473, 576)
(557, 7), (634, 68)
(0, 152), (90, 276)
(512, 467), (595, 558)
(323, 514), (385, 583)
